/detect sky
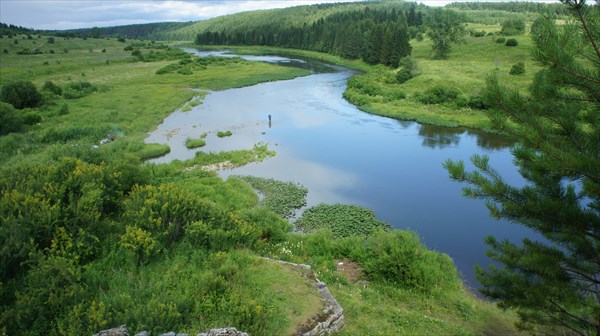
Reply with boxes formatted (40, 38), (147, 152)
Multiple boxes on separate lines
(0, 0), (557, 31)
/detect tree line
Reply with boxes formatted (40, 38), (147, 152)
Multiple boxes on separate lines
(195, 5), (423, 67)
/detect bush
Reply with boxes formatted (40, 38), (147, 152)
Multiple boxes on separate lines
(471, 30), (486, 37)
(124, 45), (133, 51)
(0, 101), (24, 135)
(0, 81), (43, 109)
(361, 230), (460, 291)
(22, 112), (42, 125)
(63, 81), (97, 99)
(217, 130), (233, 138)
(509, 61), (525, 75)
(495, 37), (506, 44)
(505, 38), (518, 47)
(177, 67), (193, 75)
(416, 85), (465, 105)
(43, 81), (63, 95)
(348, 76), (383, 96)
(396, 57), (419, 84)
(47, 36), (54, 44)
(501, 18), (525, 36)
(467, 96), (488, 110)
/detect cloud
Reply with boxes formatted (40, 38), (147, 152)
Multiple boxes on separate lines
(0, 0), (362, 30)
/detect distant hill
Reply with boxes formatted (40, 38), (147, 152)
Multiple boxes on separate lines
(159, 1), (427, 41)
(55, 21), (194, 40)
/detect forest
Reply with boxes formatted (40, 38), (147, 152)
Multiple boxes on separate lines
(194, 3), (421, 66)
(1, 0), (599, 335)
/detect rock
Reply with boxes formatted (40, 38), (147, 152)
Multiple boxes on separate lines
(134, 332), (148, 336)
(93, 325), (128, 336)
(161, 333), (176, 336)
(196, 327), (248, 336)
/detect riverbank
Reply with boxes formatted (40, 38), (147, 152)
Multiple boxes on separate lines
(187, 25), (537, 132)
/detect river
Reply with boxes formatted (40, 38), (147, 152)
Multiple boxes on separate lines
(146, 50), (536, 290)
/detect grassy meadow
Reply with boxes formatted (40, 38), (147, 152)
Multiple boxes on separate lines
(0, 30), (531, 335)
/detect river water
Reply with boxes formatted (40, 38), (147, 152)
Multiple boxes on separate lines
(146, 50), (535, 290)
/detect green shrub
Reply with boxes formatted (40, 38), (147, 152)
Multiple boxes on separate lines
(348, 76), (382, 96)
(361, 230), (460, 291)
(495, 37), (506, 44)
(217, 130), (233, 138)
(416, 85), (464, 105)
(396, 69), (413, 84)
(239, 207), (291, 243)
(509, 61), (525, 75)
(0, 101), (24, 135)
(471, 30), (486, 37)
(0, 81), (43, 109)
(177, 67), (193, 75)
(63, 81), (97, 99)
(47, 36), (55, 43)
(22, 112), (41, 125)
(501, 18), (525, 36)
(505, 38), (518, 47)
(467, 96), (488, 110)
(124, 45), (133, 51)
(396, 57), (419, 84)
(43, 80), (63, 95)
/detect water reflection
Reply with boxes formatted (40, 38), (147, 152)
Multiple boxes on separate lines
(418, 124), (513, 150)
(419, 125), (462, 149)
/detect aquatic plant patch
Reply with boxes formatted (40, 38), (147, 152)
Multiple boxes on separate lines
(295, 203), (390, 238)
(237, 176), (308, 219)
(185, 137), (206, 149)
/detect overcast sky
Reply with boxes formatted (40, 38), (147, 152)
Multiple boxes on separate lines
(1, 0), (557, 31)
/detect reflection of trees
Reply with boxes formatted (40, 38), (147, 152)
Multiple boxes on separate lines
(419, 124), (462, 149)
(418, 124), (513, 150)
(472, 132), (513, 150)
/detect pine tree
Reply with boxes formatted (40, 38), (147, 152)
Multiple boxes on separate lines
(445, 1), (600, 334)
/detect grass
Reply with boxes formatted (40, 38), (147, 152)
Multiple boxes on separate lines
(84, 247), (323, 335)
(185, 137), (206, 149)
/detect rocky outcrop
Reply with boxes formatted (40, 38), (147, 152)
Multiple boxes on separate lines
(93, 326), (249, 336)
(197, 327), (249, 336)
(93, 325), (128, 336)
